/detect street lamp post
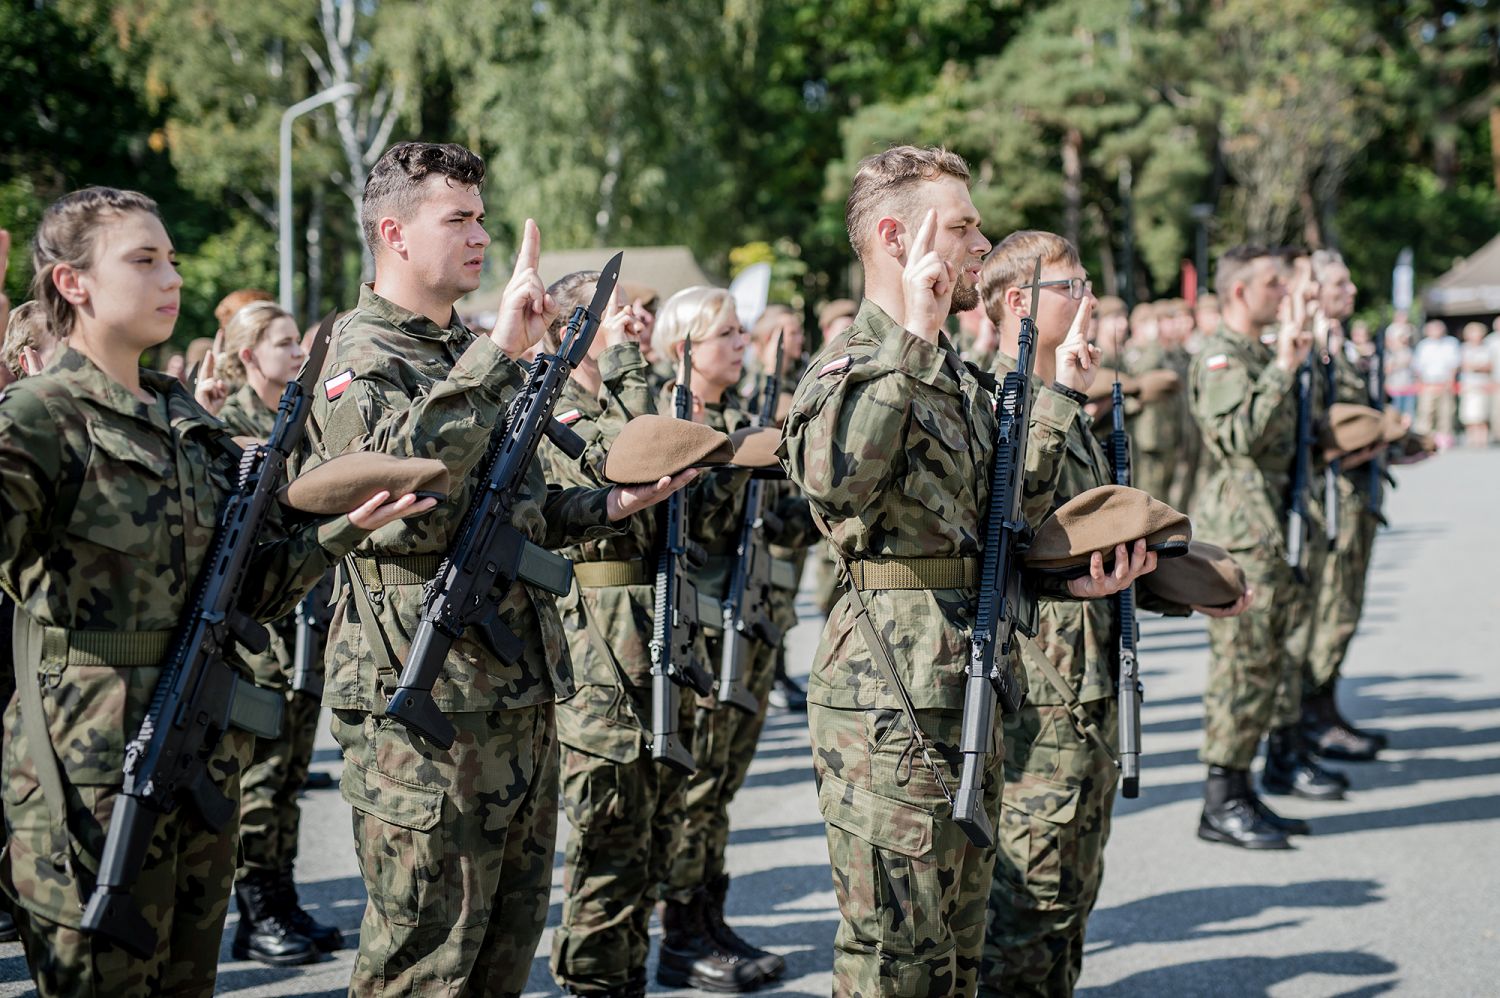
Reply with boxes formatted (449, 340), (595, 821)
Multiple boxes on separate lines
(279, 82), (361, 318)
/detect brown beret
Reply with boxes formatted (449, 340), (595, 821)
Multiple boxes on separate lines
(1140, 540), (1246, 608)
(729, 426), (781, 469)
(1084, 369), (1139, 403)
(1135, 368), (1181, 402)
(1026, 485), (1192, 578)
(1394, 430), (1437, 459)
(604, 414), (735, 484)
(1322, 403), (1406, 459)
(280, 453), (450, 515)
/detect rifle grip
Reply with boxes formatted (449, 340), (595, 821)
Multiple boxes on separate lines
(545, 418), (586, 460)
(386, 687), (457, 749)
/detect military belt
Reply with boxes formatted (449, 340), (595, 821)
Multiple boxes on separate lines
(572, 560), (651, 588)
(352, 544), (575, 598)
(847, 556), (978, 591)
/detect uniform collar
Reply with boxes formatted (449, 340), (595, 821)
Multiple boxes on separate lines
(357, 283), (471, 345)
(46, 346), (168, 426)
(856, 299), (962, 392)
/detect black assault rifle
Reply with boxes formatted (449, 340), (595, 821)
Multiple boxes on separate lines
(651, 337), (716, 772)
(953, 260), (1041, 848)
(1367, 325), (1388, 523)
(385, 253), (623, 748)
(1285, 354), (1314, 583)
(81, 313), (336, 957)
(718, 333), (786, 713)
(290, 575), (334, 699)
(1323, 335), (1341, 548)
(1111, 360), (1143, 799)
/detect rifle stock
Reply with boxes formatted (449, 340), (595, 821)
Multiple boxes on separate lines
(1286, 355), (1314, 582)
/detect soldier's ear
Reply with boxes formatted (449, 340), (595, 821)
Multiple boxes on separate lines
(52, 262), (89, 307)
(378, 217), (407, 259)
(1006, 285), (1029, 320)
(874, 216), (904, 261)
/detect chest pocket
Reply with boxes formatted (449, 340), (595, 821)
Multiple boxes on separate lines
(173, 420), (232, 534)
(67, 420), (176, 560)
(903, 396), (978, 518)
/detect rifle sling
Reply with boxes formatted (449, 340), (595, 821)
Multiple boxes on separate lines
(1028, 640), (1117, 764)
(343, 554), (405, 697)
(11, 607), (75, 879)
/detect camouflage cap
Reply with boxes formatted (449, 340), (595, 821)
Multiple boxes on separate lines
(604, 413), (735, 484)
(1321, 403), (1406, 459)
(1135, 368), (1181, 402)
(1026, 484), (1191, 577)
(1140, 540), (1246, 608)
(280, 452), (450, 514)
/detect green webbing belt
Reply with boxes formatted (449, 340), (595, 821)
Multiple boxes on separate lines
(39, 627), (172, 667)
(352, 544), (575, 598)
(847, 556), (978, 591)
(572, 560), (650, 588)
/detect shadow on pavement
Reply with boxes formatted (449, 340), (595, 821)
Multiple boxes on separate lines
(1079, 950), (1398, 996)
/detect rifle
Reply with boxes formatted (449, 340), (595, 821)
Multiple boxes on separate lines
(1366, 325), (1388, 523)
(650, 337), (716, 773)
(1285, 354), (1314, 583)
(81, 313), (336, 957)
(1110, 354), (1142, 800)
(385, 254), (623, 748)
(290, 574), (334, 698)
(953, 259), (1040, 848)
(1322, 331), (1341, 547)
(717, 333), (786, 714)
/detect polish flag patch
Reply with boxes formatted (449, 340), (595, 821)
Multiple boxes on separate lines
(819, 354), (853, 378)
(556, 408), (583, 425)
(323, 369), (355, 400)
(1205, 354), (1229, 371)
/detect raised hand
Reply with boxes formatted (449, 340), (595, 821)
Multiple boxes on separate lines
(601, 296), (647, 348)
(1054, 296), (1100, 394)
(901, 209), (954, 344)
(491, 218), (558, 360)
(1276, 284), (1312, 373)
(194, 342), (229, 416)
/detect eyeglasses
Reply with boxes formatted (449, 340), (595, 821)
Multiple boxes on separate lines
(1019, 278), (1093, 300)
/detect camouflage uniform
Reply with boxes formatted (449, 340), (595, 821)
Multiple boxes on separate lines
(1123, 342), (1181, 501)
(218, 384), (319, 881)
(981, 352), (1190, 998)
(1164, 344), (1203, 514)
(306, 286), (620, 996)
(541, 343), (696, 995)
(781, 301), (1081, 997)
(665, 391), (816, 901)
(1189, 327), (1304, 769)
(0, 348), (357, 997)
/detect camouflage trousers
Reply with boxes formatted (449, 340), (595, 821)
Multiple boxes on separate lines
(981, 699), (1118, 998)
(1131, 451), (1176, 504)
(237, 689), (319, 877)
(550, 685), (692, 994)
(3, 716), (250, 998)
(331, 703), (557, 998)
(810, 702), (1003, 998)
(1202, 547), (1308, 769)
(663, 635), (777, 900)
(1307, 500), (1379, 693)
(1274, 527), (1329, 729)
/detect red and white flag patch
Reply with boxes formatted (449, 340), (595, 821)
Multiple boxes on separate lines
(819, 354), (853, 378)
(1205, 354), (1229, 372)
(324, 369), (354, 400)
(556, 408), (583, 425)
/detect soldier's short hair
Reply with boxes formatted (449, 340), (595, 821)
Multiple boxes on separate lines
(845, 145), (972, 264)
(749, 304), (797, 346)
(1094, 295), (1127, 320)
(1130, 301), (1158, 329)
(1310, 249), (1347, 283)
(362, 142), (486, 257)
(652, 285), (737, 364)
(979, 230), (1080, 325)
(1212, 244), (1276, 300)
(220, 300), (293, 385)
(2, 301), (53, 377)
(214, 288), (274, 330)
(542, 270), (603, 354)
(31, 186), (161, 338)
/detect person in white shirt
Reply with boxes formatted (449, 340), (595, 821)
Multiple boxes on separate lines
(1412, 320), (1461, 446)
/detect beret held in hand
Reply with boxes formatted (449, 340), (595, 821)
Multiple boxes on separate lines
(1139, 540), (1246, 608)
(280, 453), (450, 515)
(1026, 484), (1191, 578)
(604, 414), (735, 485)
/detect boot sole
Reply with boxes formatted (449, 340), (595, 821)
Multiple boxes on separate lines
(230, 941), (319, 966)
(1197, 825), (1292, 850)
(1313, 745), (1379, 763)
(656, 965), (764, 993)
(1261, 781), (1346, 801)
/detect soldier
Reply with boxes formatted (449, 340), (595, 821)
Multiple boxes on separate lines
(977, 231), (1250, 997)
(780, 145), (1149, 996)
(1303, 250), (1387, 760)
(303, 142), (690, 995)
(660, 285), (816, 989)
(1158, 301), (1204, 514)
(1123, 302), (1183, 501)
(0, 186), (428, 997)
(215, 300), (344, 964)
(3, 300), (62, 378)
(1190, 244), (1333, 849)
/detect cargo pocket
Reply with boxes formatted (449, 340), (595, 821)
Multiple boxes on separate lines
(341, 756), (446, 927)
(996, 774), (1080, 911)
(555, 688), (643, 764)
(39, 663), (158, 786)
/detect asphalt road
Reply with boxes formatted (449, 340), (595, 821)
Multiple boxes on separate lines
(1, 446), (1495, 996)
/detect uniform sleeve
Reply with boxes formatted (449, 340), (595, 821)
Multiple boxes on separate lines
(781, 371), (906, 518)
(539, 484), (617, 549)
(0, 391), (64, 601)
(1191, 351), (1295, 458)
(766, 490), (818, 549)
(243, 510), (369, 622)
(598, 343), (656, 419)
(1021, 386), (1082, 528)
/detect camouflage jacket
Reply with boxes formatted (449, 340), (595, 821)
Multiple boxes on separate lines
(1189, 325), (1300, 553)
(305, 284), (619, 714)
(998, 353), (1190, 705)
(217, 382), (296, 688)
(0, 347), (360, 787)
(1125, 341), (1184, 455)
(780, 300), (1081, 712)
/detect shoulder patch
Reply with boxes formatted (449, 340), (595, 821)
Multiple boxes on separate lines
(818, 354), (853, 378)
(1260, 331), (1277, 346)
(556, 408), (583, 425)
(324, 369), (355, 400)
(1205, 354), (1229, 371)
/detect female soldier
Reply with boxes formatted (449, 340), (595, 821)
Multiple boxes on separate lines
(216, 301), (341, 964)
(0, 187), (431, 997)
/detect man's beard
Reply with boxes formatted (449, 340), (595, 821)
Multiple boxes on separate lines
(950, 279), (979, 315)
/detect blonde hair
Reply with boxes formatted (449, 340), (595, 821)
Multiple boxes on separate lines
(543, 270), (603, 354)
(980, 230), (1080, 325)
(651, 286), (737, 362)
(845, 145), (972, 264)
(30, 186), (161, 338)
(2, 301), (55, 377)
(221, 300), (293, 384)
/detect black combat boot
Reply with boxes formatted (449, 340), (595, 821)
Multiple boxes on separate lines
(1197, 766), (1291, 849)
(657, 892), (765, 993)
(1301, 690), (1380, 762)
(274, 864), (344, 952)
(232, 870), (317, 966)
(704, 874), (786, 981)
(1262, 726), (1348, 800)
(1244, 770), (1310, 836)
